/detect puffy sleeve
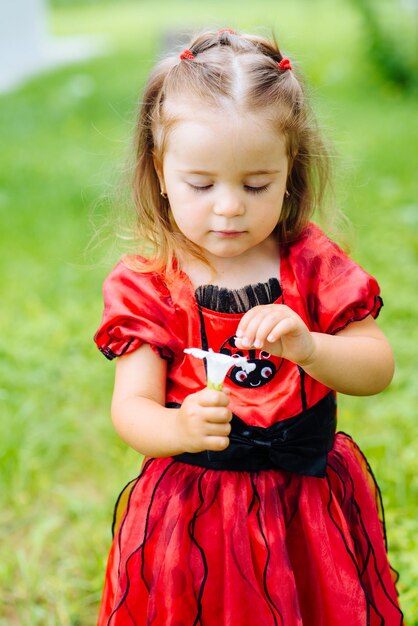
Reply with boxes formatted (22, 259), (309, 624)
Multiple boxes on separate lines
(285, 223), (383, 335)
(93, 260), (183, 363)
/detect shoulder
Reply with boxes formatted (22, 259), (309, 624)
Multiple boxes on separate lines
(102, 256), (175, 307)
(103, 256), (166, 288)
(286, 222), (347, 262)
(95, 257), (188, 362)
(283, 222), (352, 284)
(101, 256), (196, 322)
(281, 223), (382, 334)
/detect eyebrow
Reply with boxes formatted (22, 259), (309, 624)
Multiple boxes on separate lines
(177, 169), (281, 176)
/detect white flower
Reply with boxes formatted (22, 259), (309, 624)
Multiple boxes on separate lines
(184, 347), (256, 390)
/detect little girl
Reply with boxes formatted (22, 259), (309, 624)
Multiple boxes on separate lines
(94, 29), (404, 626)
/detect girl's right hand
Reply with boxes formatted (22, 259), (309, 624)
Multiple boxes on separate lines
(175, 388), (232, 453)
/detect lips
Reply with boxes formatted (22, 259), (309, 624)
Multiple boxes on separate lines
(212, 230), (245, 238)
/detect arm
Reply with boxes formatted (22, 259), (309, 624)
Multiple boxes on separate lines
(111, 344), (232, 457)
(302, 317), (394, 395)
(235, 305), (394, 396)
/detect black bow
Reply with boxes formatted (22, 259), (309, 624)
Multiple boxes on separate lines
(175, 392), (337, 477)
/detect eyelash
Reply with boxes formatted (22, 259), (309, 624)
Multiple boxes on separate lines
(245, 185), (270, 195)
(189, 185), (212, 193)
(189, 184), (270, 194)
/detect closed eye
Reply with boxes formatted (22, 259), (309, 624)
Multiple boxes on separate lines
(188, 184), (213, 192)
(244, 184), (270, 194)
(188, 183), (270, 194)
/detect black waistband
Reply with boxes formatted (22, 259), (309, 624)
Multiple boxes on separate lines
(173, 392), (336, 477)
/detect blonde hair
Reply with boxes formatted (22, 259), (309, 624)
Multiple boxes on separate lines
(127, 29), (333, 274)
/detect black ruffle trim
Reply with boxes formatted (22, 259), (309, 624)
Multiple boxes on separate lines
(195, 277), (282, 313)
(330, 295), (383, 335)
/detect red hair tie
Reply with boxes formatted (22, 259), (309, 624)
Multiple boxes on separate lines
(278, 58), (292, 71)
(218, 28), (237, 35)
(180, 49), (194, 61)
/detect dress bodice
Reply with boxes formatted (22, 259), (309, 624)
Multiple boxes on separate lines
(94, 223), (382, 427)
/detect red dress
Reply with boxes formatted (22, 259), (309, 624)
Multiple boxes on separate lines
(94, 224), (403, 626)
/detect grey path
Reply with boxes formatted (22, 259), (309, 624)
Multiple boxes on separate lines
(0, 0), (107, 93)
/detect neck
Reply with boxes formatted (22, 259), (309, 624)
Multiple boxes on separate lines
(180, 236), (281, 289)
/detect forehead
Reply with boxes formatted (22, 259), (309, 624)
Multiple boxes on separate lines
(161, 100), (288, 172)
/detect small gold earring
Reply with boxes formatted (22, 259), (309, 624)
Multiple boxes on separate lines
(285, 189), (290, 198)
(160, 190), (168, 199)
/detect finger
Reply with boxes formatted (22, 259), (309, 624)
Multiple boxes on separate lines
(237, 311), (280, 348)
(204, 421), (232, 437)
(253, 313), (295, 347)
(204, 436), (230, 451)
(235, 306), (264, 338)
(198, 389), (230, 407)
(202, 407), (232, 423)
(235, 311), (266, 346)
(266, 317), (299, 343)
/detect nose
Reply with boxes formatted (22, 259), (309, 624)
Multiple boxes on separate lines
(213, 189), (245, 217)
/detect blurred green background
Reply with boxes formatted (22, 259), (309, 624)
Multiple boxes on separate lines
(0, 0), (417, 624)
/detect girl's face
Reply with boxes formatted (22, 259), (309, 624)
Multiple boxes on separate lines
(157, 102), (289, 268)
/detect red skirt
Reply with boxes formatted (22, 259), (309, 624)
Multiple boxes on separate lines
(97, 433), (403, 626)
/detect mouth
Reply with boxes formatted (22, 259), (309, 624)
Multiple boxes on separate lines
(211, 230), (245, 238)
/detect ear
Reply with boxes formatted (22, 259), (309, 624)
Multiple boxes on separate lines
(153, 153), (166, 194)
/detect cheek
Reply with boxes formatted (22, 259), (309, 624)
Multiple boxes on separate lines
(169, 203), (204, 237)
(257, 197), (284, 229)
(250, 206), (283, 242)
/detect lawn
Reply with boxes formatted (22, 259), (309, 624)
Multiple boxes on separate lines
(0, 0), (417, 624)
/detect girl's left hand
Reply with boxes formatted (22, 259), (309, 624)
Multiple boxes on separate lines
(235, 304), (315, 366)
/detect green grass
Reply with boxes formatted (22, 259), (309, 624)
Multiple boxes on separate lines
(1, 0), (417, 623)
